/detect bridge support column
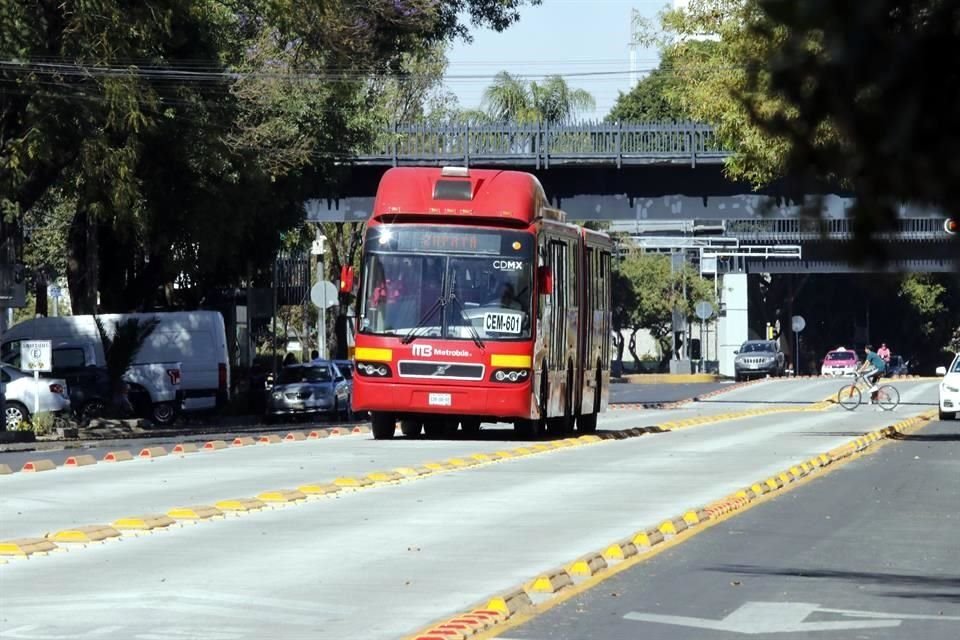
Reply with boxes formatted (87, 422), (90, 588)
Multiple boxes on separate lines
(718, 273), (749, 378)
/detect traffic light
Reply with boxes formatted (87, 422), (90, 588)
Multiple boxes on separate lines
(946, 218), (958, 235)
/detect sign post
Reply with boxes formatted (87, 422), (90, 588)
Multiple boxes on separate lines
(20, 340), (52, 417)
(310, 280), (339, 360)
(791, 315), (806, 376)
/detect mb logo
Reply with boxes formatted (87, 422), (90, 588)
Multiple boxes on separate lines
(412, 344), (433, 357)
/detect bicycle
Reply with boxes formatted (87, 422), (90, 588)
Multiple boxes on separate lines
(836, 370), (900, 411)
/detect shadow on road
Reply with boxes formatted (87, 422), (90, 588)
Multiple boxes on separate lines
(707, 564), (960, 603)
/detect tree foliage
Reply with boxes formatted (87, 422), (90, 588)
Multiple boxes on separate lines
(481, 72), (596, 125)
(612, 251), (716, 358)
(94, 316), (160, 416)
(606, 50), (693, 122)
(648, 0), (960, 256)
(1, 0), (542, 315)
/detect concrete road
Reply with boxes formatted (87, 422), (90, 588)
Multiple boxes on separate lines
(609, 382), (728, 405)
(501, 418), (960, 640)
(0, 379), (942, 639)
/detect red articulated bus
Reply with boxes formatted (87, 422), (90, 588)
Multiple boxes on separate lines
(347, 166), (613, 439)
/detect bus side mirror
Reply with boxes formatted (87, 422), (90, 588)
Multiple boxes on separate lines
(340, 266), (354, 293)
(537, 266), (553, 295)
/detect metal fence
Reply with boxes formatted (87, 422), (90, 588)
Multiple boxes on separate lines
(359, 122), (729, 168)
(724, 217), (951, 242)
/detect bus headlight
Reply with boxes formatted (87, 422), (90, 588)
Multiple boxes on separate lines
(490, 368), (529, 383)
(357, 362), (392, 377)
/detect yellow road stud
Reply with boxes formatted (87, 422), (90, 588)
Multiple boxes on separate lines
(602, 540), (638, 561)
(167, 505), (223, 520)
(0, 538), (58, 556)
(297, 483), (340, 495)
(256, 489), (307, 503)
(527, 569), (573, 593)
(445, 458), (478, 468)
(47, 525), (120, 543)
(112, 515), (175, 531)
(333, 476), (374, 488)
(367, 470), (403, 482)
(215, 498), (267, 512)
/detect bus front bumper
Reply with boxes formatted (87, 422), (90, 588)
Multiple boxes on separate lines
(353, 379), (532, 420)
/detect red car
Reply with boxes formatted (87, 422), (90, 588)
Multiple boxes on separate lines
(821, 348), (859, 376)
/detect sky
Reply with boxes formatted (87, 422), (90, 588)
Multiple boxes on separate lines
(443, 0), (671, 121)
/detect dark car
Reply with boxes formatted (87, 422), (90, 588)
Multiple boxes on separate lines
(265, 361), (351, 422)
(733, 340), (786, 381)
(885, 355), (911, 377)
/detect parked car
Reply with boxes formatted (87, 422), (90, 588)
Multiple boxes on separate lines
(733, 340), (785, 381)
(885, 354), (911, 377)
(265, 361), (351, 422)
(1, 311), (225, 424)
(821, 348), (859, 376)
(2, 364), (71, 429)
(936, 355), (959, 421)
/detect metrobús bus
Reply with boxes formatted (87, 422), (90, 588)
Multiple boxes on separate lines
(346, 166), (613, 439)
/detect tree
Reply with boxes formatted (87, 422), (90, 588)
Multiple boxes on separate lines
(606, 50), (693, 122)
(94, 316), (160, 418)
(482, 72), (596, 124)
(648, 0), (960, 255)
(613, 251), (716, 364)
(2, 0), (546, 315)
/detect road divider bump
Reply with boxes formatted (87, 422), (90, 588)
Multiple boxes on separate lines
(307, 430), (330, 439)
(567, 553), (607, 578)
(527, 568), (574, 594)
(284, 432), (307, 442)
(138, 447), (167, 459)
(215, 498), (267, 512)
(510, 447), (534, 456)
(167, 505), (223, 520)
(493, 450), (515, 459)
(446, 457), (479, 468)
(469, 453), (501, 463)
(46, 525), (120, 544)
(297, 483), (341, 496)
(353, 425), (371, 434)
(171, 443), (198, 455)
(658, 518), (688, 537)
(112, 515), (176, 531)
(232, 437), (255, 447)
(202, 440), (228, 451)
(422, 461), (453, 471)
(333, 476), (375, 488)
(486, 590), (534, 617)
(789, 466), (804, 479)
(256, 489), (306, 503)
(63, 455), (97, 468)
(394, 466), (431, 478)
(367, 471), (403, 483)
(21, 459), (56, 473)
(683, 510), (704, 526)
(602, 539), (638, 561)
(258, 434), (283, 444)
(0, 538), (58, 556)
(103, 450), (133, 462)
(0, 464), (12, 475)
(631, 529), (664, 549)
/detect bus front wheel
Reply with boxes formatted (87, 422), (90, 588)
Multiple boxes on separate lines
(371, 412), (396, 439)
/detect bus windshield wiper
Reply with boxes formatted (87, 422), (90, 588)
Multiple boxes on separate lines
(400, 295), (445, 344)
(448, 292), (485, 350)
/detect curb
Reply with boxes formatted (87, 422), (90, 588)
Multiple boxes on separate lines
(403, 408), (938, 640)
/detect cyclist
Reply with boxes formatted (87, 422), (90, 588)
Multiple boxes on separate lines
(857, 344), (887, 403)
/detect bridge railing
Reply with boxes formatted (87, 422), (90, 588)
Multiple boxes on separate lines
(360, 122), (730, 168)
(725, 217), (949, 242)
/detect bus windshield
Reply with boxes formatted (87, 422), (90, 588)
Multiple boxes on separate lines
(359, 225), (534, 341)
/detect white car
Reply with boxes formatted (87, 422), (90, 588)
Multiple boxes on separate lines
(2, 364), (71, 429)
(936, 355), (960, 421)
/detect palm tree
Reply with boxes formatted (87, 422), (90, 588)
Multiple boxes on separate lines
(482, 71), (596, 125)
(95, 316), (160, 418)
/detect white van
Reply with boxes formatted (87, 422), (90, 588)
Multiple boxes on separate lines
(1, 311), (230, 423)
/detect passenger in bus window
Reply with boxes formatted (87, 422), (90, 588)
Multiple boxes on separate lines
(495, 282), (522, 311)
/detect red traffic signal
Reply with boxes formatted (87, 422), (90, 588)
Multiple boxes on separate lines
(946, 218), (958, 235)
(339, 265), (354, 293)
